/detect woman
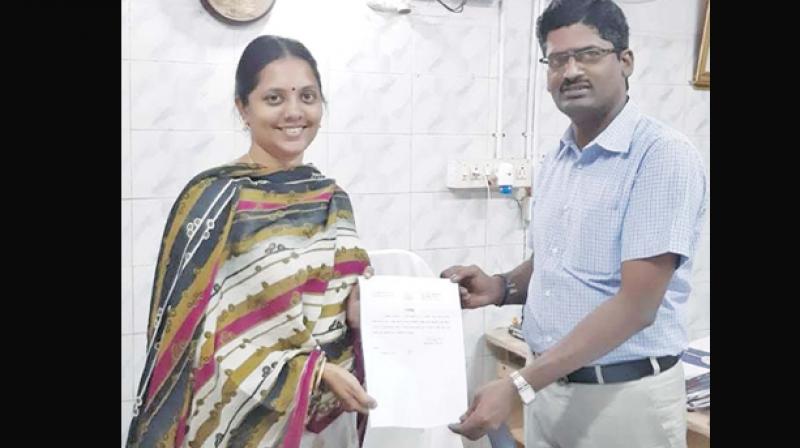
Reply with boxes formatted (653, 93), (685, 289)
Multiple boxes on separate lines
(126, 35), (375, 448)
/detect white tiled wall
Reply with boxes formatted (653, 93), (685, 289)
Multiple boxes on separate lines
(121, 0), (710, 445)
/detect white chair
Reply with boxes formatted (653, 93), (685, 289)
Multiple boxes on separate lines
(367, 248), (435, 278)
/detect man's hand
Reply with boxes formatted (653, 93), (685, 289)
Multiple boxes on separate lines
(321, 363), (377, 414)
(440, 265), (504, 309)
(448, 377), (520, 440)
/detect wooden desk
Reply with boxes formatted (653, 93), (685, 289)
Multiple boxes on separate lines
(686, 409), (710, 447)
(485, 327), (710, 448)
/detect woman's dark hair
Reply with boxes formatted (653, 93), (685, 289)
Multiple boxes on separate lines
(235, 35), (324, 105)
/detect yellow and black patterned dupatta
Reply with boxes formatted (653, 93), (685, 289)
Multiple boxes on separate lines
(126, 164), (370, 447)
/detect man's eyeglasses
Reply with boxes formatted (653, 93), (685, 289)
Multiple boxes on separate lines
(539, 47), (620, 71)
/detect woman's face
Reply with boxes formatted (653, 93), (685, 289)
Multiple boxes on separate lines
(237, 57), (323, 167)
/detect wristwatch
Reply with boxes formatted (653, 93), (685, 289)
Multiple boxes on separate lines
(509, 370), (536, 405)
(494, 274), (518, 306)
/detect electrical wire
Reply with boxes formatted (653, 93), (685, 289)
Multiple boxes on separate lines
(436, 0), (468, 13)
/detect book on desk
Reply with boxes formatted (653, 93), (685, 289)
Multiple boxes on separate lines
(681, 336), (710, 411)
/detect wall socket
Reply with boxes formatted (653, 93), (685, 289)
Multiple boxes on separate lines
(446, 158), (532, 189)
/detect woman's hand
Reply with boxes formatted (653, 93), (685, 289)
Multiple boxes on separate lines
(345, 266), (374, 330)
(321, 363), (377, 414)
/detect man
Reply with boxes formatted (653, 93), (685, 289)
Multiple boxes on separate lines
(443, 1), (707, 447)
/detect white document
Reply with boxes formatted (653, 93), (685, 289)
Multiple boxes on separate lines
(363, 424), (463, 448)
(359, 275), (469, 429)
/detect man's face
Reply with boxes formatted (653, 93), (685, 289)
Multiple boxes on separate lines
(544, 23), (633, 121)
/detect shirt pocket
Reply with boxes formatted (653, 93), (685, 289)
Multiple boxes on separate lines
(565, 199), (623, 276)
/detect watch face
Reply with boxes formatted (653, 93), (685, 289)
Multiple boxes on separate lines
(521, 387), (535, 404)
(512, 371), (535, 403)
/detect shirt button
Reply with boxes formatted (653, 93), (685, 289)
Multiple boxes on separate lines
(551, 247), (559, 255)
(546, 336), (553, 342)
(545, 290), (551, 297)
